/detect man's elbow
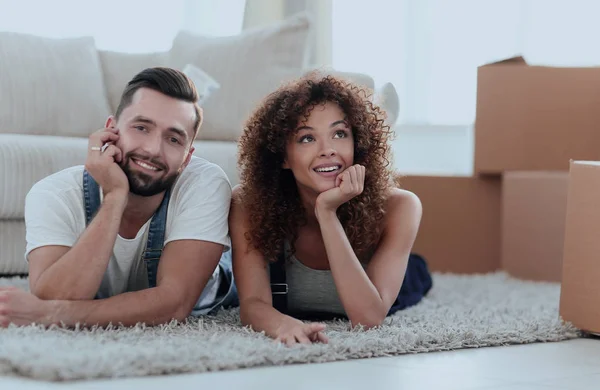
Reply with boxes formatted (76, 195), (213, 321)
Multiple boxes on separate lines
(145, 302), (191, 325)
(31, 283), (92, 301)
(31, 287), (55, 301)
(170, 297), (196, 323)
(172, 306), (192, 322)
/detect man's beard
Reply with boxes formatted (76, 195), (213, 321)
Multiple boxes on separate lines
(120, 153), (179, 197)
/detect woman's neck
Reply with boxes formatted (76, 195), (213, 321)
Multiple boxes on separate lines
(297, 188), (320, 227)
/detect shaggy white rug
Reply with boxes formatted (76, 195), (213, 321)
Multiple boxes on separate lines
(0, 272), (580, 382)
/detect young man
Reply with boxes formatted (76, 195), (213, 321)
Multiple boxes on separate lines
(0, 67), (237, 328)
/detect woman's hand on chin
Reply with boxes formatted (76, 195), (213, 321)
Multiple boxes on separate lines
(315, 164), (365, 218)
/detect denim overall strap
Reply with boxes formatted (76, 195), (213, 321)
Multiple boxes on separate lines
(82, 168), (171, 290)
(269, 251), (288, 313)
(83, 169), (107, 300)
(82, 170), (101, 226)
(269, 253), (343, 321)
(141, 189), (171, 288)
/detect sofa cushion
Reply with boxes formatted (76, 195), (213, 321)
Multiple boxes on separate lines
(99, 51), (171, 115)
(182, 64), (221, 106)
(0, 220), (27, 275)
(0, 134), (89, 218)
(169, 13), (311, 142)
(192, 140), (239, 187)
(0, 32), (112, 138)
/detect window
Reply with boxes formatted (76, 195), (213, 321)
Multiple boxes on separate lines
(332, 0), (600, 126)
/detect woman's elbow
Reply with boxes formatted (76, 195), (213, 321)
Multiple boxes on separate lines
(349, 312), (387, 330)
(350, 319), (384, 330)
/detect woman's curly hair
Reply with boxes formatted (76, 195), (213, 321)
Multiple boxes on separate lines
(237, 71), (395, 262)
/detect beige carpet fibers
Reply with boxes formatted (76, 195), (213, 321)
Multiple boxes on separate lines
(0, 272), (580, 382)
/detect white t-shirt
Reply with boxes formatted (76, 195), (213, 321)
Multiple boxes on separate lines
(24, 156), (232, 307)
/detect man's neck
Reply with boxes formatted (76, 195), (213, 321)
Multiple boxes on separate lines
(119, 192), (165, 239)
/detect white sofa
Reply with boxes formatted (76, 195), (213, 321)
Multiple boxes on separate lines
(0, 13), (399, 275)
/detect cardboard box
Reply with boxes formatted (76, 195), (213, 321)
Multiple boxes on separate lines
(397, 175), (501, 274)
(502, 172), (568, 282)
(559, 161), (600, 334)
(474, 56), (600, 174)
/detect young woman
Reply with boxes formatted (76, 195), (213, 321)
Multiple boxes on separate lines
(229, 73), (432, 346)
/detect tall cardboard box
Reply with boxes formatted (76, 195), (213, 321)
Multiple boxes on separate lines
(397, 175), (501, 274)
(502, 172), (568, 282)
(474, 56), (600, 174)
(560, 161), (600, 334)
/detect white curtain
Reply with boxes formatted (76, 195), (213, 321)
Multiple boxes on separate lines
(0, 0), (247, 52)
(332, 0), (600, 126)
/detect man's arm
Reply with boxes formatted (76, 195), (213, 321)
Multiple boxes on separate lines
(10, 159), (232, 327)
(0, 239), (224, 327)
(47, 239), (223, 327)
(29, 192), (127, 301)
(42, 163), (232, 326)
(27, 127), (129, 301)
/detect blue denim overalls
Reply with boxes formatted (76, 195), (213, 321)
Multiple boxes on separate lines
(82, 169), (238, 315)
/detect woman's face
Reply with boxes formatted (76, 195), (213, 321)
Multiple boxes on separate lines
(283, 101), (355, 197)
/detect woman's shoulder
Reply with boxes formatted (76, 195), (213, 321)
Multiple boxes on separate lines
(229, 184), (248, 219)
(384, 187), (422, 214)
(231, 184), (244, 200)
(362, 188), (423, 257)
(380, 187), (423, 232)
(231, 183), (249, 202)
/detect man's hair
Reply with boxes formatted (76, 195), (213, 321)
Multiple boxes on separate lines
(115, 67), (203, 140)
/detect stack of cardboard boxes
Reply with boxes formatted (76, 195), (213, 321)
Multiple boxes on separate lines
(397, 56), (600, 334)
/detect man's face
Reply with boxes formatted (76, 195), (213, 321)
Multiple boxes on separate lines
(107, 88), (197, 196)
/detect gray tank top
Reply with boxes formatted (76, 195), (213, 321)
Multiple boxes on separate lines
(284, 242), (367, 316)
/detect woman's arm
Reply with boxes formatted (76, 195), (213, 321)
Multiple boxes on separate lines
(317, 188), (422, 328)
(230, 186), (328, 345)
